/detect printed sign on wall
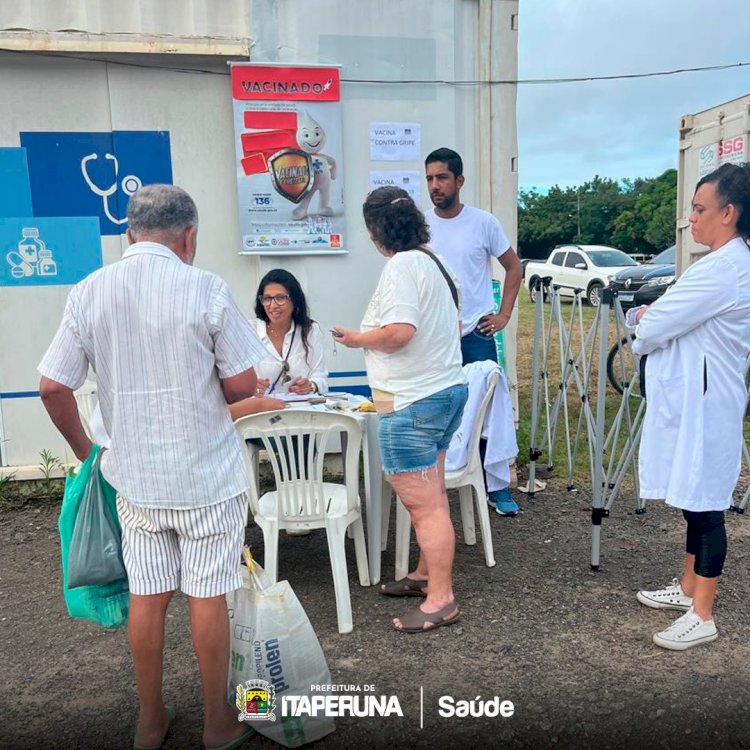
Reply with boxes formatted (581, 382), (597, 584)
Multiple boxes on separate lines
(0, 217), (102, 287)
(697, 145), (718, 179)
(718, 134), (746, 166)
(369, 122), (421, 161)
(20, 131), (173, 235)
(231, 64), (346, 255)
(369, 171), (422, 204)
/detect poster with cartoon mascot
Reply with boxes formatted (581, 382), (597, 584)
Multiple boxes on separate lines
(231, 64), (346, 255)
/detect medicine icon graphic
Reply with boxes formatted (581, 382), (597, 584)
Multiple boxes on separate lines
(6, 227), (58, 279)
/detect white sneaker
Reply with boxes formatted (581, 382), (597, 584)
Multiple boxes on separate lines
(636, 577), (692, 611)
(652, 608), (718, 651)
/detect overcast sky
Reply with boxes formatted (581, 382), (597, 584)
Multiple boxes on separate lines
(517, 0), (750, 191)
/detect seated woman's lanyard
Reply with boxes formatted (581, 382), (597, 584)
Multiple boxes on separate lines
(268, 327), (296, 394)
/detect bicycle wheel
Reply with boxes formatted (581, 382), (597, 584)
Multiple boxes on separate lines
(607, 335), (639, 395)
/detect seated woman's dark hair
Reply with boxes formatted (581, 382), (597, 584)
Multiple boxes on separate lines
(697, 162), (750, 240)
(254, 268), (315, 360)
(362, 186), (430, 252)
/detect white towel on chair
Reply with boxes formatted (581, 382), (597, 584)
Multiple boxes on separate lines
(445, 360), (518, 491)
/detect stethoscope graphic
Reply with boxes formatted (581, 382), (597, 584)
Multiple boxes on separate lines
(80, 153), (143, 225)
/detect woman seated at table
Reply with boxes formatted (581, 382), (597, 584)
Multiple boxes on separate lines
(252, 269), (328, 398)
(333, 186), (468, 634)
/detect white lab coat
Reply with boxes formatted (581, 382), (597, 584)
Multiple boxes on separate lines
(446, 360), (518, 491)
(633, 237), (750, 510)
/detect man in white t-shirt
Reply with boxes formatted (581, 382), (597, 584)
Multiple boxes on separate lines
(424, 147), (523, 515)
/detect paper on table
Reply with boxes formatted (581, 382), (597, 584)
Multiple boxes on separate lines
(326, 393), (370, 406)
(277, 393), (322, 402)
(345, 395), (370, 407)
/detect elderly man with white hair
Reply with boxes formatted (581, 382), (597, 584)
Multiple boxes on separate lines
(39, 184), (264, 750)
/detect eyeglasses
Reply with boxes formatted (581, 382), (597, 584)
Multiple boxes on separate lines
(259, 294), (291, 306)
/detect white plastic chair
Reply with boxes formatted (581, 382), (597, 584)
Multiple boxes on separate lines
(391, 373), (499, 580)
(235, 410), (370, 634)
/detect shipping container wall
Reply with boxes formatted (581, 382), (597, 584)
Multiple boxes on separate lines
(0, 0), (518, 472)
(677, 94), (750, 274)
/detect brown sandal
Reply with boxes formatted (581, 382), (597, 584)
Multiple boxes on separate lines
(393, 601), (461, 633)
(378, 577), (428, 597)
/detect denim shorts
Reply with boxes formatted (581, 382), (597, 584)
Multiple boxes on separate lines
(378, 384), (469, 475)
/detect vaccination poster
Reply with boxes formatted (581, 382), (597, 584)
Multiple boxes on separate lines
(231, 63), (346, 255)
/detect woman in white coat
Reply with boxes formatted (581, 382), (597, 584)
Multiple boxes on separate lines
(633, 163), (750, 650)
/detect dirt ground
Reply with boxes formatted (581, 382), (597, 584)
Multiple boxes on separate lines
(2, 473), (750, 750)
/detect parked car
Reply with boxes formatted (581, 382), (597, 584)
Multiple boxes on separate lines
(609, 245), (676, 309)
(524, 244), (639, 306)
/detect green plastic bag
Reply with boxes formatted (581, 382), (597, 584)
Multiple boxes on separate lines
(58, 445), (129, 628)
(68, 449), (127, 588)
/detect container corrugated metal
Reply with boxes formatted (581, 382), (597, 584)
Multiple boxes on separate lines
(0, 0), (251, 39)
(0, 0), (519, 473)
(677, 94), (750, 274)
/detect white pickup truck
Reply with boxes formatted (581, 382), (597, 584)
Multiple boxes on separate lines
(524, 244), (639, 306)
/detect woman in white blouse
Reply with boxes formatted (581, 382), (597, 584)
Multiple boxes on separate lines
(252, 269), (328, 397)
(333, 187), (467, 634)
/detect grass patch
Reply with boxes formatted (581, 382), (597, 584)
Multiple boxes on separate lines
(515, 292), (750, 497)
(515, 293), (641, 490)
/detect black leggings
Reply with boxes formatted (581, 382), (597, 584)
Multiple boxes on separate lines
(683, 509), (727, 578)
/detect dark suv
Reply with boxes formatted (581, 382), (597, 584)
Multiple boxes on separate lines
(610, 245), (676, 309)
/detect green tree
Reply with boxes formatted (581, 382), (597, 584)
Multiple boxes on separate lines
(518, 186), (578, 258)
(610, 208), (644, 253)
(518, 169), (677, 258)
(642, 170), (678, 249)
(575, 176), (627, 245)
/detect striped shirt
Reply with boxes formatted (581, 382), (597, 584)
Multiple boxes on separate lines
(38, 242), (267, 509)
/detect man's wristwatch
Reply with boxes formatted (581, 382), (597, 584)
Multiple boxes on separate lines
(311, 382), (319, 394)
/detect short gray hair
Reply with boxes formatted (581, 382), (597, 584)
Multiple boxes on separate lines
(127, 184), (198, 238)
